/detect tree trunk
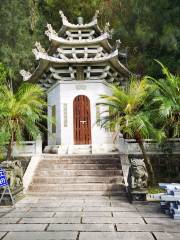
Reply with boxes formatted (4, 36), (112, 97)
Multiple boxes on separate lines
(137, 139), (155, 186)
(6, 134), (13, 161)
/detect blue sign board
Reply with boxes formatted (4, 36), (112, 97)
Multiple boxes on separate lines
(0, 168), (8, 188)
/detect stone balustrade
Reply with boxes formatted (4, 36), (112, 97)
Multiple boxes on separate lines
(2, 136), (42, 157)
(116, 137), (180, 155)
(13, 136), (42, 157)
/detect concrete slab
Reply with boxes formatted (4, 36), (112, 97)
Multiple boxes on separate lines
(20, 217), (81, 224)
(9, 207), (31, 212)
(0, 207), (12, 212)
(79, 232), (154, 240)
(116, 224), (180, 232)
(48, 223), (115, 232)
(139, 212), (169, 218)
(18, 198), (39, 204)
(83, 206), (137, 212)
(113, 212), (141, 217)
(2, 212), (25, 218)
(55, 211), (112, 217)
(0, 218), (20, 223)
(24, 211), (54, 218)
(3, 232), (78, 240)
(153, 232), (180, 240)
(145, 217), (180, 224)
(0, 224), (47, 231)
(83, 202), (111, 207)
(0, 232), (7, 239)
(82, 216), (144, 224)
(31, 206), (83, 212)
(110, 202), (136, 207)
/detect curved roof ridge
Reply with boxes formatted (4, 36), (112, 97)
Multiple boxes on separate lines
(46, 32), (110, 45)
(59, 10), (99, 29)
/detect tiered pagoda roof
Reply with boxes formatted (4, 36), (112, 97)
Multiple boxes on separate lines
(20, 10), (132, 89)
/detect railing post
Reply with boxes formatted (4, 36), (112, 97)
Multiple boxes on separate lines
(119, 133), (128, 154)
(35, 135), (42, 154)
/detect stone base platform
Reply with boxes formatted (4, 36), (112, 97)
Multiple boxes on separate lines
(0, 195), (180, 239)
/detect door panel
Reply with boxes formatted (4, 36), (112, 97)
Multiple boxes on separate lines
(73, 95), (91, 144)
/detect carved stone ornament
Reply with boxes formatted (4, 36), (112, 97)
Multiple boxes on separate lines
(59, 10), (68, 23)
(115, 39), (121, 49)
(32, 48), (39, 60)
(34, 42), (46, 53)
(0, 160), (23, 189)
(45, 24), (58, 37)
(20, 70), (32, 81)
(103, 22), (114, 38)
(93, 10), (100, 20)
(32, 42), (47, 60)
(128, 158), (148, 189)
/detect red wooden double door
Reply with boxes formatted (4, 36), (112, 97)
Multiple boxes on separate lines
(73, 95), (91, 145)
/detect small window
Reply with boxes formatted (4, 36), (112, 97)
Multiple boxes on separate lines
(76, 66), (84, 80)
(63, 103), (68, 127)
(52, 105), (56, 133)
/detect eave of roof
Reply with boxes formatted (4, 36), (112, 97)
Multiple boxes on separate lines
(46, 32), (112, 52)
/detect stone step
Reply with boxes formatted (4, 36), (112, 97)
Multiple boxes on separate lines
(34, 169), (123, 177)
(37, 163), (121, 170)
(38, 158), (120, 164)
(27, 190), (126, 196)
(41, 154), (120, 160)
(28, 183), (124, 192)
(26, 152), (124, 196)
(32, 176), (123, 184)
(69, 145), (92, 154)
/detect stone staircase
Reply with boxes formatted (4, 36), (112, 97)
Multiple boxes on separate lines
(27, 154), (125, 196)
(68, 145), (92, 154)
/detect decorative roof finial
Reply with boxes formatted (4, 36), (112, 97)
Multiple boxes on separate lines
(59, 10), (68, 22)
(32, 42), (47, 60)
(104, 22), (114, 38)
(35, 42), (46, 53)
(93, 10), (99, 20)
(104, 22), (110, 31)
(45, 24), (58, 37)
(115, 39), (121, 49)
(20, 70), (32, 81)
(77, 17), (84, 25)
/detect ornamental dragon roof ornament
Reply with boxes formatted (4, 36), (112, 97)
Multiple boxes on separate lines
(20, 70), (32, 81)
(93, 10), (100, 20)
(59, 9), (99, 29)
(103, 22), (114, 38)
(45, 24), (58, 38)
(32, 42), (47, 61)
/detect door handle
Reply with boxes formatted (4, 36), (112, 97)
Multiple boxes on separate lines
(80, 121), (86, 124)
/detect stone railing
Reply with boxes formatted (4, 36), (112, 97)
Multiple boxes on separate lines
(12, 136), (42, 157)
(116, 136), (180, 155)
(1, 136), (43, 157)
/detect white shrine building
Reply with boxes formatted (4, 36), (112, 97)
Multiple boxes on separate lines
(20, 11), (131, 154)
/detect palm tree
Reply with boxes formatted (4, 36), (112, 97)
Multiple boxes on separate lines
(99, 79), (164, 185)
(0, 83), (46, 160)
(147, 61), (180, 138)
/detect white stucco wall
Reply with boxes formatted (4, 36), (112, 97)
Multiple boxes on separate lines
(47, 80), (113, 146)
(47, 83), (61, 145)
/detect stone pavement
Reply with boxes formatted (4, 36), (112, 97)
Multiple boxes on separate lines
(0, 195), (180, 240)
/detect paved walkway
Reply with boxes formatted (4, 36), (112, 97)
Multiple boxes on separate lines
(0, 195), (180, 240)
